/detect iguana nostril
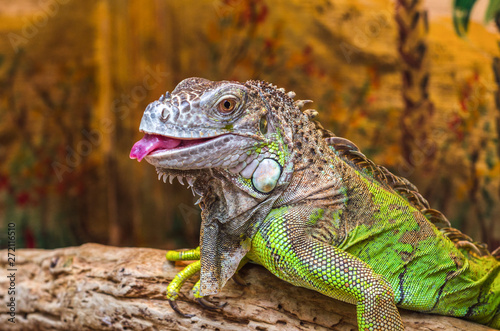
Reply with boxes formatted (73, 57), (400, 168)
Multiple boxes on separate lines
(161, 108), (170, 121)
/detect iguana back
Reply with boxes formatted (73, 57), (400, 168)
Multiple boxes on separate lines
(326, 142), (499, 322)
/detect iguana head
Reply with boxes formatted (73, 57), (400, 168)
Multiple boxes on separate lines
(130, 77), (302, 294)
(130, 77), (296, 195)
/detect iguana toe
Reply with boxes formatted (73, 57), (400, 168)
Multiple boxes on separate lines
(165, 257), (201, 317)
(166, 260), (201, 300)
(166, 247), (200, 262)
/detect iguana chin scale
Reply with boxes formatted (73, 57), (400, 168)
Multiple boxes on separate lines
(130, 77), (500, 330)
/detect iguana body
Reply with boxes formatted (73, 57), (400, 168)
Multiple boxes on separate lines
(130, 78), (500, 330)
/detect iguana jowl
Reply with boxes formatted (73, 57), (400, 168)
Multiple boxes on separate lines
(130, 77), (500, 330)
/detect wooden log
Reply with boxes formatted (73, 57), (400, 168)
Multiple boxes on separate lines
(0, 244), (493, 330)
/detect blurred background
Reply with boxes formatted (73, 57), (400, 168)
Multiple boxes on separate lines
(0, 0), (499, 251)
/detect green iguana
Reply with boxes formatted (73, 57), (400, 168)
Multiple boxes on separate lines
(130, 77), (500, 330)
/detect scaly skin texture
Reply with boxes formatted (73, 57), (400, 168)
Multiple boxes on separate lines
(131, 78), (500, 330)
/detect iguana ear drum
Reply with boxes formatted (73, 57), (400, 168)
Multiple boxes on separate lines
(252, 158), (281, 193)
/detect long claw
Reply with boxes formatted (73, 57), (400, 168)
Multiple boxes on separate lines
(232, 273), (247, 286)
(169, 300), (195, 318)
(197, 297), (227, 310)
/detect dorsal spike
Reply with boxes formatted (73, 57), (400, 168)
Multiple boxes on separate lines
(295, 99), (313, 109)
(421, 209), (451, 228)
(455, 241), (483, 257)
(303, 109), (319, 119)
(492, 246), (500, 261)
(325, 137), (360, 152)
(440, 227), (491, 258)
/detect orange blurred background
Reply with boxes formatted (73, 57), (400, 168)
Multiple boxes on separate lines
(0, 0), (499, 251)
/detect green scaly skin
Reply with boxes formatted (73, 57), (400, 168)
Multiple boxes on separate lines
(131, 78), (500, 330)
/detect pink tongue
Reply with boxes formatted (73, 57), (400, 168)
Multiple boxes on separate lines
(130, 134), (181, 162)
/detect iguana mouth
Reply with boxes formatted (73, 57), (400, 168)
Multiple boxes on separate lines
(130, 133), (224, 162)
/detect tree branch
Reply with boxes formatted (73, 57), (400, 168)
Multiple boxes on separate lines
(0, 244), (492, 330)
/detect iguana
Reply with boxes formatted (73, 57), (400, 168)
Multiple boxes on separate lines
(130, 77), (500, 330)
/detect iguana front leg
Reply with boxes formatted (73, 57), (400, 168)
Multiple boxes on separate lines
(249, 206), (404, 331)
(165, 247), (241, 316)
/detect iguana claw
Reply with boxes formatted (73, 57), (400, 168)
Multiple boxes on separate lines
(232, 272), (247, 286)
(169, 300), (194, 318)
(197, 297), (227, 310)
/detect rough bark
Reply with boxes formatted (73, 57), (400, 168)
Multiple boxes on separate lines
(0, 244), (493, 330)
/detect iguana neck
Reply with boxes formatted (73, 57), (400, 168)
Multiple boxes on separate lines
(276, 117), (346, 209)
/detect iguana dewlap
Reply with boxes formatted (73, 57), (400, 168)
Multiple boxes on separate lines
(130, 77), (500, 330)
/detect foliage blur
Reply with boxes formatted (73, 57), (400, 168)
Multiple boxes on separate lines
(0, 0), (499, 251)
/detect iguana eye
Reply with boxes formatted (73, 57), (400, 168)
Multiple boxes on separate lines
(217, 98), (237, 114)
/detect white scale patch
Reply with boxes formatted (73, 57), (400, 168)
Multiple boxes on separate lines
(251, 158), (281, 193)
